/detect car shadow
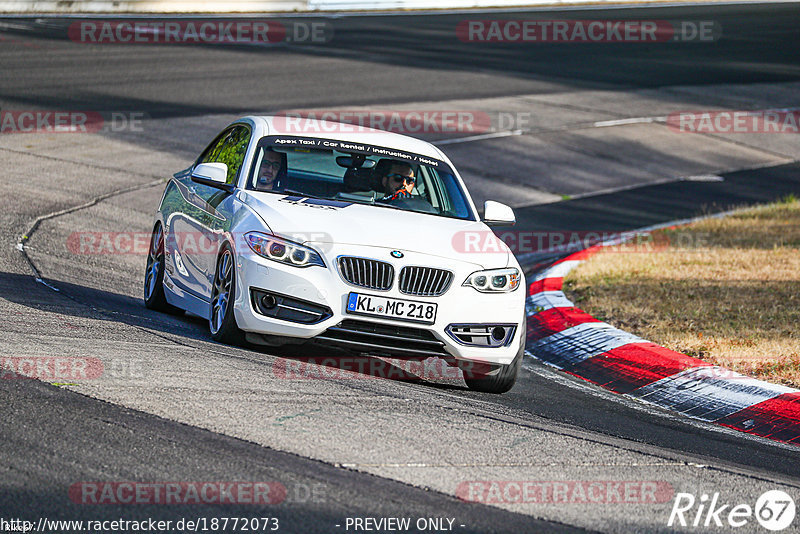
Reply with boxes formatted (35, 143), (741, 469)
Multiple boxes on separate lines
(2, 271), (469, 391)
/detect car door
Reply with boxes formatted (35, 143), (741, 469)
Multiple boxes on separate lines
(167, 125), (251, 300)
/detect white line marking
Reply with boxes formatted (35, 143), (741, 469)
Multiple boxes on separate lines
(434, 129), (523, 146)
(593, 116), (666, 127)
(533, 159), (794, 208)
(684, 174), (725, 182)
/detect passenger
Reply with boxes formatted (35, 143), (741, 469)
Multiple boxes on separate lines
(379, 162), (416, 201)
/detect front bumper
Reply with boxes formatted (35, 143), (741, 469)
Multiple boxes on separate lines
(233, 244), (525, 366)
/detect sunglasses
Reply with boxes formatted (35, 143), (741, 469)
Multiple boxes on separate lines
(387, 173), (416, 183)
(261, 160), (281, 170)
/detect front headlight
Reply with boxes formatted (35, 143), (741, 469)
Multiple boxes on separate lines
(463, 268), (521, 293)
(245, 232), (325, 268)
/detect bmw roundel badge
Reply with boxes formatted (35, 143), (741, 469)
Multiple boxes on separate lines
(391, 250), (404, 259)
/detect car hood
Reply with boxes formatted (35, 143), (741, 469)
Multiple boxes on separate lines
(242, 191), (512, 270)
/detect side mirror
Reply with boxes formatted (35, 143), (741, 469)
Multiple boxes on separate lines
(483, 200), (516, 227)
(191, 162), (232, 191)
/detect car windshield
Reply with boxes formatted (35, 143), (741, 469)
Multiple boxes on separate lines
(245, 136), (475, 221)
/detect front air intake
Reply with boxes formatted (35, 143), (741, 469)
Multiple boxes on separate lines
(250, 289), (332, 325)
(338, 256), (394, 291)
(315, 319), (449, 358)
(446, 324), (517, 347)
(398, 266), (453, 297)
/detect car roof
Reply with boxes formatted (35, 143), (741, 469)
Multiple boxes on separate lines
(240, 115), (450, 163)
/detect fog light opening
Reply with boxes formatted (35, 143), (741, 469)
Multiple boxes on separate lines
(261, 294), (278, 310)
(491, 326), (506, 342)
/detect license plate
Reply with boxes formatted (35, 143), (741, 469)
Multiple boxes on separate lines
(346, 293), (437, 324)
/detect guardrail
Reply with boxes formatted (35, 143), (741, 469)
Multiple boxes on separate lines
(0, 0), (725, 14)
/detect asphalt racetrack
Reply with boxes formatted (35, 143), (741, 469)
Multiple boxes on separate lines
(1, 3), (800, 533)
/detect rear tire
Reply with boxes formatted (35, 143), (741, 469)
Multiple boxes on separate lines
(464, 337), (524, 394)
(143, 223), (182, 315)
(209, 246), (245, 346)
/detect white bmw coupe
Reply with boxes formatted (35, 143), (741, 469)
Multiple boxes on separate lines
(145, 116), (525, 393)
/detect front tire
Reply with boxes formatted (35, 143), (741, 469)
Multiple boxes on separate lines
(144, 223), (182, 314)
(463, 339), (524, 394)
(209, 246), (245, 345)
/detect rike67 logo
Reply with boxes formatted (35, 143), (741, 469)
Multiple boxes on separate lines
(668, 490), (796, 531)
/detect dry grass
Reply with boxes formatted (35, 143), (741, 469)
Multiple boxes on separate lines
(564, 196), (800, 388)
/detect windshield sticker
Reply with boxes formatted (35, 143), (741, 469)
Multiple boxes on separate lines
(268, 136), (447, 170)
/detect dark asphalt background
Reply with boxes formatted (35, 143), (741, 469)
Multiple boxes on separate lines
(0, 377), (563, 533)
(0, 3), (798, 116)
(2, 2), (800, 532)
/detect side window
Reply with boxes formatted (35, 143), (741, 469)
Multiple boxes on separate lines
(198, 130), (229, 165)
(197, 125), (252, 185)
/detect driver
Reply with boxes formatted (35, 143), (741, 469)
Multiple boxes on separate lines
(255, 148), (284, 191)
(379, 162), (416, 201)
